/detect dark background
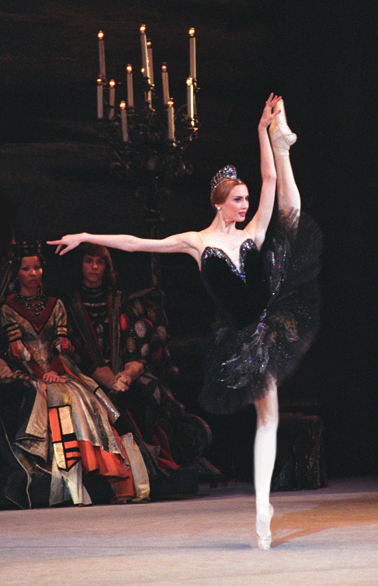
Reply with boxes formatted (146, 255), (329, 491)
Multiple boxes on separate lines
(0, 0), (377, 479)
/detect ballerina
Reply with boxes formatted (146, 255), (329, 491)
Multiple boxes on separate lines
(48, 94), (321, 547)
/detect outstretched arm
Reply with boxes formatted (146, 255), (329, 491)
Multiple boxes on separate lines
(245, 93), (280, 249)
(48, 231), (203, 266)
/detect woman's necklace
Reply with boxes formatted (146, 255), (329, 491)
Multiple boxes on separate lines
(15, 290), (46, 319)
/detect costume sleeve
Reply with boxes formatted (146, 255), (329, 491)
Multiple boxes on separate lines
(91, 365), (117, 391)
(1, 304), (31, 363)
(51, 299), (74, 357)
(121, 288), (174, 379)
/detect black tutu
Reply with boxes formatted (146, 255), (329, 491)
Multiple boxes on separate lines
(198, 210), (322, 415)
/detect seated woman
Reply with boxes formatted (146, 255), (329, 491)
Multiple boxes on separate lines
(0, 241), (135, 506)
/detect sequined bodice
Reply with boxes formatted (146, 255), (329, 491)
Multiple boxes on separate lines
(200, 239), (270, 329)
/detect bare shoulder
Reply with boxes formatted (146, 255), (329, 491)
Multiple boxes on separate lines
(179, 231), (203, 247)
(180, 231), (205, 258)
(165, 230), (202, 251)
(175, 231), (205, 268)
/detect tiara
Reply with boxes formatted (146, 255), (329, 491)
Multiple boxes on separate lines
(210, 165), (241, 196)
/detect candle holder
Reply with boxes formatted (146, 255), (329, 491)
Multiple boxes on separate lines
(97, 86), (199, 203)
(95, 26), (199, 287)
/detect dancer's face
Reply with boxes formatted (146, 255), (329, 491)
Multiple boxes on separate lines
(17, 256), (43, 296)
(221, 184), (249, 222)
(82, 254), (106, 288)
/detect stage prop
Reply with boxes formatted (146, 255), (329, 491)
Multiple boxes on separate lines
(95, 26), (199, 287)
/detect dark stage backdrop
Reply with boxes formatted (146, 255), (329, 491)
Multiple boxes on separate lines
(0, 0), (376, 478)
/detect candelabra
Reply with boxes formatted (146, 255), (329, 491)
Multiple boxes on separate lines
(95, 26), (199, 287)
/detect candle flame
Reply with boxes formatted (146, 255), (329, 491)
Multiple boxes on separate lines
(120, 101), (126, 110)
(189, 28), (195, 36)
(167, 98), (174, 107)
(127, 64), (133, 73)
(109, 79), (116, 88)
(141, 67), (145, 74)
(186, 77), (193, 86)
(98, 31), (104, 40)
(147, 40), (152, 47)
(97, 78), (102, 84)
(162, 63), (167, 71)
(140, 24), (146, 34)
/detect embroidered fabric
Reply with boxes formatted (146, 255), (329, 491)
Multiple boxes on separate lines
(201, 238), (257, 282)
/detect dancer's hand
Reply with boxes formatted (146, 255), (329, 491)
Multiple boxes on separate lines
(47, 233), (87, 255)
(258, 93), (281, 130)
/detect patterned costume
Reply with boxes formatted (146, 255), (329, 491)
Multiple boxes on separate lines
(65, 285), (179, 475)
(1, 294), (135, 505)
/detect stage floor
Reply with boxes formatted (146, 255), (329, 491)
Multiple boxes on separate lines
(1, 476), (377, 586)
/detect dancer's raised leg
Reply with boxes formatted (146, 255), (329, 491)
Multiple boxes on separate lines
(254, 376), (279, 550)
(269, 99), (301, 213)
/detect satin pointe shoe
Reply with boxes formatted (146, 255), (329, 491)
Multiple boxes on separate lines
(269, 99), (297, 153)
(256, 503), (274, 550)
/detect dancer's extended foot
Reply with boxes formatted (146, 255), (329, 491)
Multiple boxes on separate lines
(269, 99), (297, 154)
(256, 503), (274, 550)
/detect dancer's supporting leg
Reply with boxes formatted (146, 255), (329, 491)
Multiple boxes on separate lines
(269, 99), (301, 214)
(254, 376), (279, 550)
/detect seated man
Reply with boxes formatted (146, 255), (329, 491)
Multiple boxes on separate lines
(65, 244), (180, 476)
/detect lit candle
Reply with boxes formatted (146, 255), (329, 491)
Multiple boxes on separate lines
(140, 25), (150, 82)
(167, 98), (176, 142)
(109, 79), (116, 119)
(186, 77), (194, 125)
(126, 64), (134, 109)
(120, 101), (129, 142)
(147, 40), (154, 86)
(189, 28), (196, 81)
(98, 31), (106, 80)
(97, 78), (104, 119)
(161, 63), (170, 106)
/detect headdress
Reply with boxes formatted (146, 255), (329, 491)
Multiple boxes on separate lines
(12, 240), (43, 261)
(210, 165), (241, 196)
(10, 240), (45, 283)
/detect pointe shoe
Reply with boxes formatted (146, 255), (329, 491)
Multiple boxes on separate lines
(256, 503), (274, 550)
(269, 99), (297, 154)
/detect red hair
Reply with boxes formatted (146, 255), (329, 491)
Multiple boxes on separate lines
(210, 179), (246, 209)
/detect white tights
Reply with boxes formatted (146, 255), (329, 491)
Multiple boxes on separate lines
(274, 151), (301, 213)
(253, 376), (279, 509)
